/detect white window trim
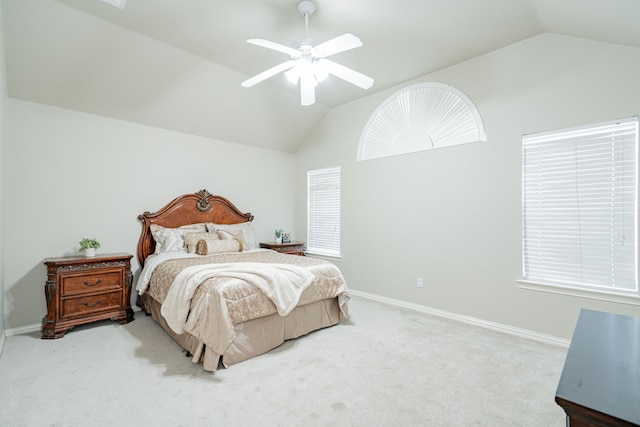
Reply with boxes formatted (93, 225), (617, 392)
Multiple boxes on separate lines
(304, 252), (343, 261)
(517, 279), (640, 306)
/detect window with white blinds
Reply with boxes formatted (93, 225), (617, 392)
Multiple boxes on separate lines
(307, 166), (341, 257)
(522, 117), (638, 294)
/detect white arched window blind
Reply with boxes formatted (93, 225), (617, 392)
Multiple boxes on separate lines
(357, 82), (486, 161)
(307, 166), (341, 257)
(522, 117), (638, 293)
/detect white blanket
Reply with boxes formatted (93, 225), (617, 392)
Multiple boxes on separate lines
(161, 262), (315, 334)
(136, 252), (200, 295)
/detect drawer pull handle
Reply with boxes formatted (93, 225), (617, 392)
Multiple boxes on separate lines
(83, 279), (102, 287)
(83, 300), (102, 307)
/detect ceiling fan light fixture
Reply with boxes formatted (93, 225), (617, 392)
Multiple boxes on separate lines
(285, 66), (301, 85)
(286, 58), (326, 87)
(313, 62), (328, 83)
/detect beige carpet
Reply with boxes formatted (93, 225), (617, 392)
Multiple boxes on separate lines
(0, 296), (568, 426)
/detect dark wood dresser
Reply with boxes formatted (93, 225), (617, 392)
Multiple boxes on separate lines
(41, 253), (134, 339)
(259, 241), (306, 256)
(555, 309), (640, 426)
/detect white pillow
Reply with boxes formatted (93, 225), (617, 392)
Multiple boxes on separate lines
(150, 223), (207, 254)
(206, 222), (257, 249)
(216, 229), (250, 251)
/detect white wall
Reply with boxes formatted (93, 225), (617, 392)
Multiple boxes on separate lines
(0, 0), (7, 339)
(296, 34), (640, 339)
(4, 99), (296, 329)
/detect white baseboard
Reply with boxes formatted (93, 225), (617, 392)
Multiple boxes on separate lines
(5, 323), (41, 337)
(349, 290), (570, 348)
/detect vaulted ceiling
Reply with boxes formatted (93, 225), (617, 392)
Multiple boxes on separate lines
(3, 0), (640, 152)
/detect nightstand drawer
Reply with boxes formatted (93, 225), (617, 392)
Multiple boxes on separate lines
(61, 270), (121, 295)
(273, 245), (297, 252)
(61, 291), (123, 318)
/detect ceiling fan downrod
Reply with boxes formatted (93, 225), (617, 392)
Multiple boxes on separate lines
(298, 1), (316, 39)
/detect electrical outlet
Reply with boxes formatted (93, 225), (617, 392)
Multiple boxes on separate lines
(417, 278), (423, 288)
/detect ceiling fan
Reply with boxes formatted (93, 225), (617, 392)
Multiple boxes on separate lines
(241, 0), (374, 106)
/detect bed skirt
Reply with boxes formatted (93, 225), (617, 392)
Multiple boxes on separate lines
(139, 294), (344, 371)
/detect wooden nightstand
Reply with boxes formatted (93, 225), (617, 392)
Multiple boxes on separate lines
(259, 241), (306, 256)
(41, 253), (134, 339)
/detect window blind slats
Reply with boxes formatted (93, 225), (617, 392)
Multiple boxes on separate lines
(307, 166), (341, 257)
(522, 117), (638, 292)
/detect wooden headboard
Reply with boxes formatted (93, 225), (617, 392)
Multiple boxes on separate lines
(136, 189), (253, 267)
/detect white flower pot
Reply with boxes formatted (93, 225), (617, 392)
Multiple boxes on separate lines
(275, 237), (282, 244)
(84, 248), (96, 257)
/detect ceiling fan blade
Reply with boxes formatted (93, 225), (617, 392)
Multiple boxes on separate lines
(241, 60), (296, 87)
(246, 39), (301, 58)
(299, 73), (316, 106)
(317, 59), (374, 89)
(311, 33), (363, 58)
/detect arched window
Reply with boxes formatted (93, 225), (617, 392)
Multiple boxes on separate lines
(357, 82), (486, 161)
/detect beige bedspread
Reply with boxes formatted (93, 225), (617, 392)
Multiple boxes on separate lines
(144, 250), (350, 355)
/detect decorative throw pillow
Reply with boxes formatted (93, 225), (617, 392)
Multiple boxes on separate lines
(216, 229), (249, 251)
(183, 232), (219, 253)
(150, 223), (207, 254)
(196, 238), (241, 255)
(206, 222), (257, 249)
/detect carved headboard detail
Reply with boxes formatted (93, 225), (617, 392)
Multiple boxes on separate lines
(136, 189), (253, 267)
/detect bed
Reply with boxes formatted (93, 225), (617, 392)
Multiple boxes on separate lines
(135, 189), (350, 371)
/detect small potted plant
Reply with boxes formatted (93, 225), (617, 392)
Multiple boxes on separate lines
(282, 232), (291, 243)
(274, 229), (283, 244)
(79, 237), (101, 257)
